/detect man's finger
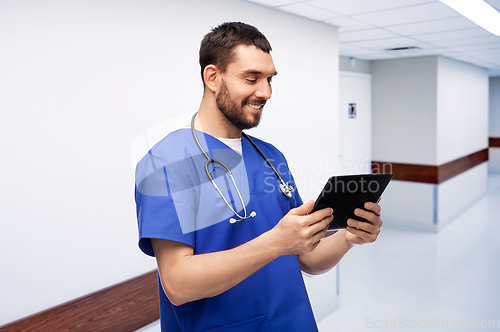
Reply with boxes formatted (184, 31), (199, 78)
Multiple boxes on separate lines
(311, 215), (333, 236)
(354, 209), (377, 224)
(346, 225), (375, 243)
(347, 218), (377, 234)
(364, 202), (381, 216)
(290, 200), (315, 216)
(309, 207), (334, 223)
(311, 222), (329, 242)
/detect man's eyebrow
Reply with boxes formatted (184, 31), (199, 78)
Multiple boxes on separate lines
(242, 70), (278, 76)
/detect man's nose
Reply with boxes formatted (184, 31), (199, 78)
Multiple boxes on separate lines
(255, 80), (272, 100)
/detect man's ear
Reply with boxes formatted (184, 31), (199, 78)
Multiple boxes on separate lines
(203, 65), (219, 93)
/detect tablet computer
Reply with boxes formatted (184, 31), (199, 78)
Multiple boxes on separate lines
(310, 173), (393, 230)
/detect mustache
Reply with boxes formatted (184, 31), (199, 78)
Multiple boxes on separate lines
(243, 98), (267, 106)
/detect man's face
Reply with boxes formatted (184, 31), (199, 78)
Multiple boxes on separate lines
(215, 44), (277, 130)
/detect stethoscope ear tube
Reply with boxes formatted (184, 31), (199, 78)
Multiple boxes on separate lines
(242, 131), (295, 198)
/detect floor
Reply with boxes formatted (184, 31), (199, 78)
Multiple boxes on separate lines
(137, 174), (500, 332)
(318, 173), (500, 331)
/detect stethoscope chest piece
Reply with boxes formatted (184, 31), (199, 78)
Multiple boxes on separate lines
(280, 182), (294, 198)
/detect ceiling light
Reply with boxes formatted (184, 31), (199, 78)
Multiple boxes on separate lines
(440, 0), (500, 36)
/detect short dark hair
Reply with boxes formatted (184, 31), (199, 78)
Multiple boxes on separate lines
(199, 22), (272, 82)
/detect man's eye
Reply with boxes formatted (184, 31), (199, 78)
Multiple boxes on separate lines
(247, 79), (257, 83)
(267, 78), (273, 84)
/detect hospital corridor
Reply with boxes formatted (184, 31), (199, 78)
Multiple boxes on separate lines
(1, 0), (500, 331)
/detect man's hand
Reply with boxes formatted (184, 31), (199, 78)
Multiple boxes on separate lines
(270, 200), (333, 256)
(345, 202), (382, 245)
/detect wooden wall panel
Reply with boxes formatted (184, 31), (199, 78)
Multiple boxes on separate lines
(372, 162), (438, 184)
(372, 148), (488, 184)
(490, 138), (500, 147)
(0, 271), (159, 332)
(438, 149), (488, 183)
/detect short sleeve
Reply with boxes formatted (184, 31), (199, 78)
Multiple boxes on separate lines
(135, 139), (200, 257)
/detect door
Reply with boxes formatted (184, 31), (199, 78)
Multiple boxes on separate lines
(339, 71), (372, 175)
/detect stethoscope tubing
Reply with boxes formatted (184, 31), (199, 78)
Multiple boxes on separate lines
(190, 112), (294, 223)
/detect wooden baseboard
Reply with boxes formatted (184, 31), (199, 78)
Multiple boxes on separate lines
(372, 148), (488, 184)
(0, 271), (159, 332)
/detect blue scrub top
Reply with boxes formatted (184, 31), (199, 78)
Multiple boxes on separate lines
(135, 129), (318, 332)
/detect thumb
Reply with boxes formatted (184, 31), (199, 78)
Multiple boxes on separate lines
(290, 200), (315, 216)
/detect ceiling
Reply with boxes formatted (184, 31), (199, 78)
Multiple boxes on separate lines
(244, 0), (500, 76)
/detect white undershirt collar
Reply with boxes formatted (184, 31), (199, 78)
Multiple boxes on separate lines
(216, 137), (242, 155)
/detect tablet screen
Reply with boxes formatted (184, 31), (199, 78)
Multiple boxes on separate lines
(310, 173), (393, 230)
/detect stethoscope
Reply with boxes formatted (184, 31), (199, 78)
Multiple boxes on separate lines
(191, 112), (295, 224)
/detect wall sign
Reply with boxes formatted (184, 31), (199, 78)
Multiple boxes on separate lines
(348, 103), (357, 118)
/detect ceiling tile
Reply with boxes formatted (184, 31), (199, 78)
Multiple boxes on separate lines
(485, 0), (500, 12)
(459, 46), (500, 56)
(412, 28), (492, 42)
(470, 57), (498, 65)
(244, 0), (302, 7)
(245, 0), (500, 70)
(278, 3), (338, 20)
(307, 0), (437, 16)
(347, 36), (422, 49)
(355, 52), (398, 60)
(440, 52), (463, 58)
(475, 51), (500, 59)
(324, 17), (374, 32)
(449, 42), (500, 52)
(340, 48), (380, 56)
(431, 35), (500, 48)
(453, 55), (475, 62)
(338, 43), (362, 51)
(417, 48), (449, 55)
(352, 2), (459, 27)
(384, 16), (477, 36)
(339, 28), (398, 42)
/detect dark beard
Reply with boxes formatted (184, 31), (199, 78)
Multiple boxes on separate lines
(216, 80), (262, 130)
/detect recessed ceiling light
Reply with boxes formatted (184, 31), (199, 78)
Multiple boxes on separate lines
(440, 0), (500, 36)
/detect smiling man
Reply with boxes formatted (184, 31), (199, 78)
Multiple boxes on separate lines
(135, 22), (383, 332)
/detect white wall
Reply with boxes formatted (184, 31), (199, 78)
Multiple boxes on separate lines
(380, 162), (488, 233)
(437, 56), (489, 165)
(437, 163), (488, 230)
(489, 77), (500, 137)
(339, 56), (371, 74)
(338, 71), (372, 175)
(490, 149), (500, 173)
(0, 0), (339, 325)
(435, 57), (488, 228)
(490, 77), (500, 173)
(371, 55), (488, 232)
(379, 180), (436, 230)
(371, 56), (438, 165)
